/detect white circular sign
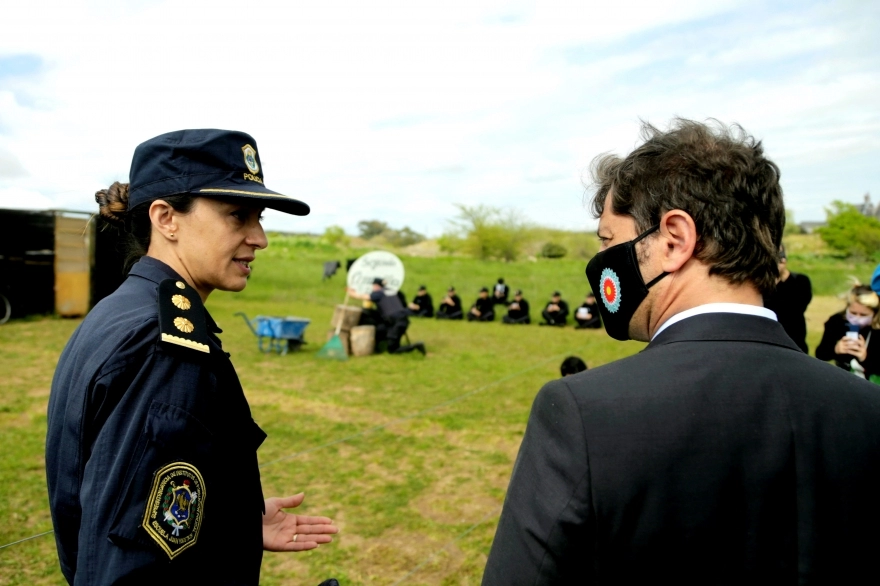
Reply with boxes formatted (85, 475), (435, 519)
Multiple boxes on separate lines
(347, 251), (405, 296)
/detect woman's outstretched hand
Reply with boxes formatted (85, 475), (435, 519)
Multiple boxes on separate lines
(263, 493), (339, 552)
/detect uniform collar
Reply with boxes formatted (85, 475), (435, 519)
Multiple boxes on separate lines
(128, 256), (222, 334)
(128, 255), (185, 284)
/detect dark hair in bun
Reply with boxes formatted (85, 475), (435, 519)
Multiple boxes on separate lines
(95, 181), (130, 227)
(95, 182), (196, 271)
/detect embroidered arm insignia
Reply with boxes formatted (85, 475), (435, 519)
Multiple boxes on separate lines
(142, 461), (206, 559)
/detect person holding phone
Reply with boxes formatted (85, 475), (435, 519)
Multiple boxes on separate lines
(815, 284), (880, 381)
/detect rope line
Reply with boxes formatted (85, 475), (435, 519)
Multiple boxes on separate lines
(1, 348), (579, 550)
(258, 349), (576, 468)
(389, 506), (503, 586)
(0, 530), (54, 551)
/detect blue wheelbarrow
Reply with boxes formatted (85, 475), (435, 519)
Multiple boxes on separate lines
(235, 313), (311, 354)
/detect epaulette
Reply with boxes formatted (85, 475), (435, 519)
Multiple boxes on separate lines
(157, 279), (211, 354)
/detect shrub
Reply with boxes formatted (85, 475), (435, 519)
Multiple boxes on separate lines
(540, 242), (568, 258)
(322, 225), (349, 248)
(357, 220), (390, 239)
(357, 219), (425, 247)
(784, 209), (803, 235)
(437, 233), (464, 253)
(442, 204), (531, 261)
(817, 201), (880, 259)
(385, 226), (425, 247)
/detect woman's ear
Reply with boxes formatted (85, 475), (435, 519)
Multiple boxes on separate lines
(148, 200), (178, 241)
(658, 209), (697, 273)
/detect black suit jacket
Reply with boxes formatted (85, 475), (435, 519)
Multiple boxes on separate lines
(483, 313), (880, 584)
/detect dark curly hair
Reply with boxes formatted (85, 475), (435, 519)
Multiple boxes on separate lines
(589, 118), (785, 294)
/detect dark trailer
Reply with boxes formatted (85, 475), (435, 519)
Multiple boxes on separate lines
(0, 208), (126, 321)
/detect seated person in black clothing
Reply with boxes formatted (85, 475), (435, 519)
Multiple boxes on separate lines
(468, 287), (496, 322)
(540, 291), (569, 326)
(493, 278), (510, 306)
(574, 292), (602, 329)
(347, 279), (425, 355)
(560, 356), (587, 376)
(502, 289), (530, 324)
(763, 245), (812, 353)
(436, 286), (463, 320)
(816, 283), (880, 382)
(407, 285), (434, 317)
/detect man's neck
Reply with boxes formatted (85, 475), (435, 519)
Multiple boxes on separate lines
(643, 266), (764, 340)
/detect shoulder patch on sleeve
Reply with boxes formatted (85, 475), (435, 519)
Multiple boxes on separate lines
(158, 280), (211, 353)
(143, 461), (206, 559)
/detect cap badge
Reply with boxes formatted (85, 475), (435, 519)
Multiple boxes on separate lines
(142, 461), (205, 560)
(171, 295), (191, 311)
(174, 317), (195, 333)
(600, 268), (621, 313)
(241, 144), (260, 175)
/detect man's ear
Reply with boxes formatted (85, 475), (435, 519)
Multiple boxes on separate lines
(658, 209), (697, 272)
(148, 200), (178, 241)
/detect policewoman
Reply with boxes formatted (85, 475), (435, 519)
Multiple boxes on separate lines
(46, 130), (338, 585)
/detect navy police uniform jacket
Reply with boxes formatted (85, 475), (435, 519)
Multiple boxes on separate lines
(46, 257), (267, 585)
(484, 313), (880, 584)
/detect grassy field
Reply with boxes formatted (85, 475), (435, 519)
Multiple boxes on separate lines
(0, 233), (875, 585)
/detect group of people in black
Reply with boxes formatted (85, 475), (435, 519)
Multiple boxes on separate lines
(408, 277), (603, 329)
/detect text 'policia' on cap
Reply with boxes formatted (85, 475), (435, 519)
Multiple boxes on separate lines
(127, 129), (310, 216)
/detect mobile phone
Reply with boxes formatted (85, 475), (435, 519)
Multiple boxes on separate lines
(846, 323), (860, 340)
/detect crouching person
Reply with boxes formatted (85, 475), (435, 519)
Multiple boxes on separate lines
(349, 279), (425, 354)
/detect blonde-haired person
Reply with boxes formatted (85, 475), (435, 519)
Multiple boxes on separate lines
(815, 284), (880, 382)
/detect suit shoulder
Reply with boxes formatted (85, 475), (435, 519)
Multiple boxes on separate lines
(562, 350), (650, 386)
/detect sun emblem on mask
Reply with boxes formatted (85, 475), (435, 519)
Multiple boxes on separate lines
(600, 268), (621, 313)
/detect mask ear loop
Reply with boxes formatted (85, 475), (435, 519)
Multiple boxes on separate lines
(633, 223), (669, 288)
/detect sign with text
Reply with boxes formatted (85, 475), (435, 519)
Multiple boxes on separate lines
(347, 251), (405, 296)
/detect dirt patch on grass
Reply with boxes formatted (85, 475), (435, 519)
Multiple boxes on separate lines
(412, 488), (499, 528)
(249, 391), (393, 427)
(26, 387), (50, 398)
(350, 528), (465, 584)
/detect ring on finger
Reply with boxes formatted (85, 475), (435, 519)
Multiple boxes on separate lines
(293, 534), (298, 542)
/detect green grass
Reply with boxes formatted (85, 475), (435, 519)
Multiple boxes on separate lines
(0, 232), (875, 585)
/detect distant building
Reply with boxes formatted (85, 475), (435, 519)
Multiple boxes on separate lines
(797, 192), (875, 234)
(798, 221), (826, 234)
(856, 193), (879, 221)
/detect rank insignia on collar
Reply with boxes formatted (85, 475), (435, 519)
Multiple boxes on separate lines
(158, 279), (211, 353)
(143, 461), (206, 560)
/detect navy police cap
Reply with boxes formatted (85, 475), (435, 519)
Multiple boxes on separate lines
(128, 129), (309, 216)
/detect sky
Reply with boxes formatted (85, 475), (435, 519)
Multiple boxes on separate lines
(0, 0), (877, 237)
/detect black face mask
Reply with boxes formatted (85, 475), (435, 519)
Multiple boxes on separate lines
(585, 224), (669, 341)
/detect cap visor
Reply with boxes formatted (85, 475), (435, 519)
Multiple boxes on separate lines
(198, 184), (310, 216)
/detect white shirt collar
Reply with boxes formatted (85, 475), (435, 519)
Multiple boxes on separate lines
(651, 303), (777, 340)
